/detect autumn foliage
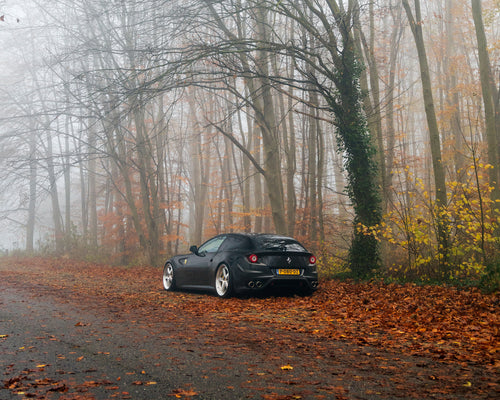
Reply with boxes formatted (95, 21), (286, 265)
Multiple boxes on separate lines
(356, 163), (500, 286)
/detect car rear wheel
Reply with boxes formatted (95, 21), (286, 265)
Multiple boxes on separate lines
(215, 264), (232, 298)
(163, 262), (176, 291)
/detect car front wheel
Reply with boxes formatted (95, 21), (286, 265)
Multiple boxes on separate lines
(215, 264), (232, 298)
(163, 262), (176, 291)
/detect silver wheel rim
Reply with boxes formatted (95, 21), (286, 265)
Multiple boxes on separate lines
(163, 264), (173, 290)
(215, 265), (229, 296)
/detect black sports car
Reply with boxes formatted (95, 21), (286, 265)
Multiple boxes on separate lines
(162, 233), (319, 297)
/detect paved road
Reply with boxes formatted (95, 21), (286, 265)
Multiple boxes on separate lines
(1, 282), (495, 399)
(1, 285), (278, 399)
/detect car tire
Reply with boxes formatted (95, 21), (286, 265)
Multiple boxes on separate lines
(215, 263), (232, 298)
(163, 262), (176, 291)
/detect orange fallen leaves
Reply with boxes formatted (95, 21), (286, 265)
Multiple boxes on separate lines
(1, 257), (498, 366)
(169, 388), (199, 398)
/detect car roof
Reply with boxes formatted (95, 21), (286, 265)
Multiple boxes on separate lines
(225, 233), (296, 240)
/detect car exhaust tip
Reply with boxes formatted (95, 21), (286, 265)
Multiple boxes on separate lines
(248, 281), (255, 288)
(311, 281), (318, 288)
(255, 281), (263, 288)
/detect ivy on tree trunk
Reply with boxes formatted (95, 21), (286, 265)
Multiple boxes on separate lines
(329, 43), (382, 278)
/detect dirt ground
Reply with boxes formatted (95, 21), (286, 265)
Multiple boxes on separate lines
(1, 257), (498, 399)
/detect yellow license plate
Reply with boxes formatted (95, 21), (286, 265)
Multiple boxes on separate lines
(277, 269), (300, 275)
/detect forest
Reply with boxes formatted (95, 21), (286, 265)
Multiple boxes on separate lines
(0, 0), (498, 287)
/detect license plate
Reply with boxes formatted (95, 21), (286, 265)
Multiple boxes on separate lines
(277, 269), (300, 275)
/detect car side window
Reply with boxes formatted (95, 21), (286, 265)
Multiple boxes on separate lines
(198, 236), (226, 254)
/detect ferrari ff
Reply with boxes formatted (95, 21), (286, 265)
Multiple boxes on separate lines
(162, 233), (319, 297)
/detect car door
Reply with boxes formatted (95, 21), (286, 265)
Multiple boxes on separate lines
(184, 235), (226, 286)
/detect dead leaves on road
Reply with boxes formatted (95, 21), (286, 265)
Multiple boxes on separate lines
(1, 256), (499, 399)
(2, 368), (132, 399)
(1, 256), (498, 365)
(169, 388), (199, 398)
(3, 372), (68, 397)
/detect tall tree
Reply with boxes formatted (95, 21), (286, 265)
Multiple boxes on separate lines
(202, 0), (288, 234)
(403, 0), (450, 269)
(274, 0), (382, 277)
(354, 0), (387, 211)
(471, 0), (500, 209)
(445, 0), (465, 177)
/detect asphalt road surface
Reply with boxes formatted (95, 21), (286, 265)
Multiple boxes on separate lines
(1, 278), (496, 399)
(2, 284), (274, 400)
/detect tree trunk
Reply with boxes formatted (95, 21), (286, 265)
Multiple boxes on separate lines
(64, 119), (72, 252)
(272, 39), (297, 237)
(445, 0), (465, 178)
(188, 93), (210, 245)
(253, 131), (264, 233)
(403, 0), (450, 268)
(307, 89), (318, 243)
(254, 5), (287, 234)
(386, 1), (403, 206)
(46, 129), (65, 254)
(133, 104), (161, 266)
(285, 84), (297, 237)
(88, 124), (98, 250)
(26, 122), (37, 254)
(471, 0), (500, 205)
(204, 0), (287, 234)
(354, 0), (387, 212)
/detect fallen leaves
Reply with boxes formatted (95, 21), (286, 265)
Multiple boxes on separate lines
(2, 374), (68, 396)
(3, 257), (498, 365)
(1, 256), (498, 399)
(169, 388), (198, 398)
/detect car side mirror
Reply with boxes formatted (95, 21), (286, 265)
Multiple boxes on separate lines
(189, 245), (199, 256)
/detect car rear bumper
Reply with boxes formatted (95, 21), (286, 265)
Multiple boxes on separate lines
(232, 264), (319, 293)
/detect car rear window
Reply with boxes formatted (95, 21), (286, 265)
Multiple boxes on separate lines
(220, 235), (253, 251)
(253, 236), (307, 252)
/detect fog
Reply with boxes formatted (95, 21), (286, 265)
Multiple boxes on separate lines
(0, 1), (498, 277)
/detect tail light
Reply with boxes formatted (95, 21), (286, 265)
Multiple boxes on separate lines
(247, 254), (258, 263)
(309, 255), (317, 265)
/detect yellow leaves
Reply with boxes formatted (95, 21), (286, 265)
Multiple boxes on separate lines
(0, 334), (8, 338)
(133, 381), (158, 386)
(377, 161), (499, 280)
(355, 222), (382, 241)
(280, 365), (293, 370)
